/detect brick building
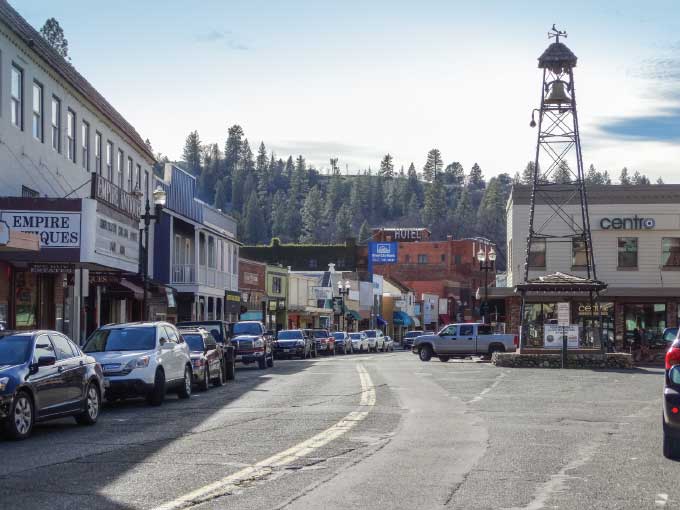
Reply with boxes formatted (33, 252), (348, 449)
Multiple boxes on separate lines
(238, 258), (267, 321)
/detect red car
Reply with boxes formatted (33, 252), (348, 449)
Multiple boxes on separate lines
(305, 329), (336, 355)
(663, 339), (680, 459)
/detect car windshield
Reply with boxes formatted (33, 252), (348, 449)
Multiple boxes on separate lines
(0, 334), (32, 365)
(332, 332), (345, 339)
(83, 327), (156, 352)
(349, 333), (362, 339)
(233, 323), (262, 336)
(278, 331), (302, 340)
(180, 323), (222, 343)
(183, 334), (205, 352)
(664, 328), (678, 343)
(312, 331), (329, 338)
(363, 331), (376, 338)
(405, 331), (423, 338)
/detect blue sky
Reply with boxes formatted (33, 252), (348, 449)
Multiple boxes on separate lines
(17, 1), (680, 180)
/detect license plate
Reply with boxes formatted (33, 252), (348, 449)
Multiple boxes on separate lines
(283, 349), (291, 353)
(235, 355), (242, 361)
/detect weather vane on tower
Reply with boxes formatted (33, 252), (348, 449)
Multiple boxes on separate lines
(548, 24), (567, 42)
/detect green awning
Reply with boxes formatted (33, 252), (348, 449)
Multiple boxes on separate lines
(345, 309), (361, 320)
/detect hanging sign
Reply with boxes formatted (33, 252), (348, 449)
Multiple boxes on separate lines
(557, 302), (570, 326)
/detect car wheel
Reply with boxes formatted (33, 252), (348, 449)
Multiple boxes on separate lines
(312, 347), (317, 358)
(225, 357), (236, 381)
(438, 356), (450, 363)
(663, 422), (680, 459)
(267, 352), (274, 368)
(75, 382), (101, 425)
(178, 366), (192, 399)
(419, 345), (433, 362)
(146, 368), (166, 406)
(258, 355), (267, 369)
(199, 367), (210, 391)
(5, 391), (34, 440)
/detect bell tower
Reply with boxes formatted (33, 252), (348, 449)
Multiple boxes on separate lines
(519, 27), (606, 351)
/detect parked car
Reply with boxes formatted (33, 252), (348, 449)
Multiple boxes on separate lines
(332, 332), (353, 354)
(403, 330), (424, 350)
(83, 322), (193, 406)
(176, 320), (236, 381)
(349, 332), (369, 353)
(663, 340), (680, 459)
(231, 321), (274, 369)
(0, 330), (104, 439)
(413, 323), (518, 362)
(362, 330), (386, 352)
(384, 335), (395, 352)
(305, 329), (336, 355)
(274, 329), (315, 359)
(179, 327), (225, 391)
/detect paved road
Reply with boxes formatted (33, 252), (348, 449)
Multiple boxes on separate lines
(0, 351), (678, 509)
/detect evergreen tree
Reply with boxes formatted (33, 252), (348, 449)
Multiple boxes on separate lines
(242, 193), (264, 244)
(422, 149), (443, 182)
(224, 124), (244, 178)
(443, 161), (465, 188)
(358, 220), (371, 245)
(334, 204), (353, 242)
(452, 187), (476, 238)
(404, 194), (422, 226)
(552, 161), (572, 183)
(40, 18), (69, 60)
(602, 170), (612, 185)
(300, 186), (325, 243)
(467, 163), (485, 190)
(182, 131), (202, 177)
(422, 178), (447, 238)
(214, 177), (230, 211)
(632, 170), (650, 185)
(521, 161), (536, 184)
(330, 158), (340, 176)
(198, 143), (220, 203)
(284, 156), (295, 182)
(657, 176), (665, 185)
(476, 178), (505, 248)
(270, 190), (288, 241)
(585, 163), (604, 184)
(379, 154), (395, 179)
(406, 162), (422, 206)
(619, 167), (631, 185)
(324, 172), (345, 239)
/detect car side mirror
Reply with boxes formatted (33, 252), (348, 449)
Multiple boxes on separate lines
(38, 355), (56, 367)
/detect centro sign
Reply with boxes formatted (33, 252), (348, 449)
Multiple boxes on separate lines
(599, 215), (655, 230)
(0, 210), (81, 247)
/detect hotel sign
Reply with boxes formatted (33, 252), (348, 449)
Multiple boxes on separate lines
(393, 229), (424, 241)
(0, 210), (80, 248)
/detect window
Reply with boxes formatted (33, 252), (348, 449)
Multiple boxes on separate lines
(208, 237), (216, 268)
(440, 254), (446, 263)
(117, 149), (124, 188)
(417, 254), (428, 264)
(528, 239), (546, 268)
(81, 121), (90, 170)
(10, 64), (22, 129)
(136, 164), (141, 190)
(572, 239), (587, 267)
(66, 109), (76, 162)
(33, 335), (55, 362)
(21, 185), (39, 198)
(127, 157), (133, 191)
(618, 237), (638, 268)
(454, 254), (462, 265)
(50, 334), (76, 360)
(50, 96), (61, 152)
(459, 325), (474, 336)
(144, 170), (149, 199)
(95, 132), (102, 174)
(273, 276), (282, 294)
(106, 141), (113, 180)
(662, 238), (680, 267)
(404, 254), (410, 263)
(32, 81), (43, 141)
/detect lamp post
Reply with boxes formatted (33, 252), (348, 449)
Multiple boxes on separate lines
(337, 280), (350, 331)
(135, 186), (167, 321)
(476, 246), (496, 324)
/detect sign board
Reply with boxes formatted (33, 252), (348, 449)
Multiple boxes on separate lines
(95, 214), (139, 263)
(332, 297), (344, 315)
(88, 271), (120, 283)
(395, 300), (406, 308)
(369, 242), (398, 264)
(392, 229), (424, 242)
(244, 272), (259, 285)
(0, 211), (80, 248)
(544, 324), (579, 349)
(557, 302), (570, 326)
(312, 287), (333, 300)
(0, 220), (9, 246)
(29, 263), (75, 274)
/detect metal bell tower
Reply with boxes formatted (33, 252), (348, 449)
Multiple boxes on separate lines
(520, 26), (605, 350)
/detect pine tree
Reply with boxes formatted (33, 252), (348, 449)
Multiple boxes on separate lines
(521, 161), (536, 184)
(476, 178), (505, 245)
(467, 163), (485, 190)
(404, 194), (422, 227)
(300, 186), (325, 243)
(198, 143), (220, 203)
(657, 176), (665, 185)
(422, 178), (447, 238)
(334, 204), (353, 242)
(406, 162), (422, 206)
(284, 156), (295, 182)
(324, 172), (345, 239)
(452, 187), (476, 238)
(379, 154), (395, 179)
(270, 190), (288, 241)
(619, 167), (631, 185)
(242, 193), (264, 244)
(602, 170), (612, 185)
(552, 161), (572, 183)
(422, 149), (443, 182)
(358, 220), (371, 245)
(224, 124), (244, 179)
(182, 131), (202, 177)
(632, 170), (650, 185)
(40, 18), (69, 60)
(443, 161), (465, 188)
(585, 164), (604, 184)
(330, 158), (340, 176)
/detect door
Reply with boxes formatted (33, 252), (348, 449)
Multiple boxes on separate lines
(436, 325), (458, 354)
(163, 325), (184, 381)
(50, 333), (87, 409)
(29, 334), (66, 417)
(452, 324), (477, 354)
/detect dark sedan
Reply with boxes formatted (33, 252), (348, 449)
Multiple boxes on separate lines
(0, 330), (104, 440)
(664, 340), (680, 459)
(274, 330), (315, 359)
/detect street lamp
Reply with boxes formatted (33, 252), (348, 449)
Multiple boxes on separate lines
(477, 246), (496, 324)
(338, 280), (350, 331)
(134, 185), (167, 321)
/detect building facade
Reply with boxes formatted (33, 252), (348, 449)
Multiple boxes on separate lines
(239, 258), (267, 321)
(507, 185), (680, 349)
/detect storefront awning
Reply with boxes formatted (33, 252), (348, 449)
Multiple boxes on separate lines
(241, 310), (263, 321)
(345, 309), (361, 320)
(412, 316), (421, 327)
(377, 315), (388, 327)
(393, 311), (412, 326)
(120, 278), (144, 300)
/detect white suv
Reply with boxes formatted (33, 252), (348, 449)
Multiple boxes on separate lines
(83, 322), (192, 406)
(361, 330), (386, 352)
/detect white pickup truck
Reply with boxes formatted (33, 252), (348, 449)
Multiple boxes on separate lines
(412, 323), (518, 362)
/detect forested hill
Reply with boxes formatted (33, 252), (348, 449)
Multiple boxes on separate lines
(149, 125), (664, 272)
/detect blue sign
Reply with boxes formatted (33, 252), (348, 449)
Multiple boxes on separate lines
(369, 242), (397, 264)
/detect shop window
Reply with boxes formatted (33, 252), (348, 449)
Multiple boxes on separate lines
(618, 237), (638, 268)
(15, 272), (37, 329)
(662, 238), (680, 268)
(522, 303), (556, 347)
(624, 303), (666, 348)
(528, 239), (546, 268)
(572, 239), (587, 267)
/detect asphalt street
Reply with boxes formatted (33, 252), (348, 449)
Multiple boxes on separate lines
(0, 351), (678, 510)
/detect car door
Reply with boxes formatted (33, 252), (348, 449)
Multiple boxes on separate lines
(158, 326), (179, 381)
(164, 326), (184, 381)
(29, 334), (66, 417)
(50, 333), (86, 409)
(453, 324), (477, 354)
(436, 325), (458, 354)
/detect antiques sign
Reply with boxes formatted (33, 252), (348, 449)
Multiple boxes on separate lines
(0, 211), (80, 248)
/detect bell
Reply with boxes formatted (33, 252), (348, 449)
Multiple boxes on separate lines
(545, 80), (571, 104)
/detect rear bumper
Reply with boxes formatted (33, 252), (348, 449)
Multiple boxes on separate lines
(664, 387), (680, 434)
(274, 346), (305, 356)
(105, 378), (154, 398)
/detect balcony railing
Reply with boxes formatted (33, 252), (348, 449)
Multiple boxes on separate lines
(173, 264), (195, 283)
(172, 263), (231, 289)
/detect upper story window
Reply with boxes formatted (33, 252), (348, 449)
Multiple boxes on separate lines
(617, 237), (638, 268)
(417, 254), (428, 264)
(117, 149), (124, 188)
(440, 254), (446, 263)
(106, 141), (114, 180)
(404, 254), (410, 263)
(127, 157), (133, 191)
(66, 109), (76, 163)
(81, 121), (90, 170)
(572, 239), (587, 267)
(454, 254), (462, 265)
(51, 96), (61, 152)
(144, 170), (149, 201)
(32, 81), (43, 141)
(135, 163), (141, 191)
(95, 132), (102, 174)
(528, 239), (546, 268)
(10, 64), (23, 129)
(272, 276), (282, 294)
(207, 236), (216, 268)
(662, 238), (680, 268)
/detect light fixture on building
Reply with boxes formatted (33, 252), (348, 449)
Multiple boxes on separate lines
(153, 186), (167, 207)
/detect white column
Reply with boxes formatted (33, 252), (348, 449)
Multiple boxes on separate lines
(119, 299), (126, 323)
(194, 229), (200, 284)
(168, 215), (174, 282)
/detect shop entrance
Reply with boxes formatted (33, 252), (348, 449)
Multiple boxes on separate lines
(623, 303), (667, 350)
